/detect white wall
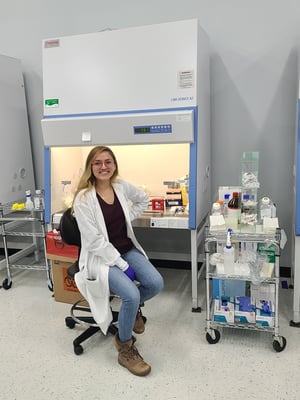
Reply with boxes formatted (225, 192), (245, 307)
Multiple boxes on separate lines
(0, 0), (299, 268)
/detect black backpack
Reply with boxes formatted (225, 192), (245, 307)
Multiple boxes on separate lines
(59, 208), (81, 248)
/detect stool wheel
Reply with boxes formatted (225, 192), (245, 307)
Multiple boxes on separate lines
(65, 316), (76, 329)
(74, 344), (84, 355)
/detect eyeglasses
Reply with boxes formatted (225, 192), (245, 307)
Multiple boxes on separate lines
(92, 159), (114, 167)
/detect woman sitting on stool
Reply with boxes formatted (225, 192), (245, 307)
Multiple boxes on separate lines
(72, 145), (164, 376)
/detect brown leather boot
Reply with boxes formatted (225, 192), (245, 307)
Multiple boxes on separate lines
(114, 335), (136, 351)
(133, 307), (145, 334)
(114, 334), (151, 376)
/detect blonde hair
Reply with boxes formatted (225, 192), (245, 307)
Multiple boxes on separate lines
(73, 146), (119, 203)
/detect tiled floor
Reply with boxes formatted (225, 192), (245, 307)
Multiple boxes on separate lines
(0, 266), (300, 400)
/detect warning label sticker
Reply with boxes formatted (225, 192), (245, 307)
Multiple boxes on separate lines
(178, 70), (194, 89)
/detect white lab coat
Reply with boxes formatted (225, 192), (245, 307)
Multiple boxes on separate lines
(73, 179), (149, 333)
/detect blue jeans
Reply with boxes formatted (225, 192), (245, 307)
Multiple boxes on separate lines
(108, 247), (164, 342)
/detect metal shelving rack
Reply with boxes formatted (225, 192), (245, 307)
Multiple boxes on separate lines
(204, 226), (287, 352)
(0, 205), (53, 290)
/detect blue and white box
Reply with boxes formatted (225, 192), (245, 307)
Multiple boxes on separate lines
(213, 296), (234, 323)
(251, 283), (275, 327)
(255, 299), (275, 327)
(234, 296), (256, 323)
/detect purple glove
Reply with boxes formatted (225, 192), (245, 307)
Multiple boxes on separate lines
(124, 265), (136, 281)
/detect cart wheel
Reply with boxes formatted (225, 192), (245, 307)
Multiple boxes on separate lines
(273, 336), (287, 352)
(65, 317), (76, 329)
(2, 278), (12, 290)
(206, 329), (221, 344)
(74, 344), (84, 355)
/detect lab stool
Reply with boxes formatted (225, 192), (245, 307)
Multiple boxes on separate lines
(64, 261), (119, 355)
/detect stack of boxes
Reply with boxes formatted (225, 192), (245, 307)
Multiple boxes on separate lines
(213, 278), (275, 327)
(46, 229), (84, 304)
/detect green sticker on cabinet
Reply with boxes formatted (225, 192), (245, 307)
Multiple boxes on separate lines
(45, 98), (59, 107)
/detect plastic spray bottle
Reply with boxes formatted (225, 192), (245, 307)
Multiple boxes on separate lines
(223, 228), (235, 275)
(25, 190), (34, 210)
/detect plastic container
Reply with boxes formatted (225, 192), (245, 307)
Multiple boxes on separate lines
(180, 184), (188, 206)
(34, 189), (45, 210)
(240, 193), (257, 229)
(217, 199), (224, 214)
(211, 202), (222, 215)
(259, 197), (272, 223)
(25, 190), (34, 210)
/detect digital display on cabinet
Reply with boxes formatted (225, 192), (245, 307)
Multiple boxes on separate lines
(133, 124), (172, 135)
(135, 127), (151, 133)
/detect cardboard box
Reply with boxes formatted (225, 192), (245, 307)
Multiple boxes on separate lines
(46, 231), (79, 260)
(51, 259), (87, 305)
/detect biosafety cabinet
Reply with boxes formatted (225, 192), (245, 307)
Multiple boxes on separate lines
(0, 55), (35, 208)
(41, 19), (210, 309)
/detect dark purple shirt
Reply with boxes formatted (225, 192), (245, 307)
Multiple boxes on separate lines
(97, 192), (133, 255)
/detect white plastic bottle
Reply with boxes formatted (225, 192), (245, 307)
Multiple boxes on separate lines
(25, 190), (34, 210)
(223, 228), (235, 275)
(34, 189), (45, 210)
(211, 202), (221, 215)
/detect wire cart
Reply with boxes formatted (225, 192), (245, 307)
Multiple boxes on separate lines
(204, 226), (287, 352)
(0, 205), (52, 290)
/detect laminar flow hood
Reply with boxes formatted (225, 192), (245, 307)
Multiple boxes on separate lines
(41, 18), (210, 229)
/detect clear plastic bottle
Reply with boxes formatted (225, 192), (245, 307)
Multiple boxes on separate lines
(34, 189), (45, 210)
(25, 190), (34, 210)
(217, 199), (224, 215)
(240, 193), (256, 230)
(259, 196), (272, 223)
(211, 202), (222, 215)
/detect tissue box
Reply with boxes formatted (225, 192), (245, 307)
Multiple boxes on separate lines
(251, 283), (275, 327)
(255, 299), (275, 327)
(213, 297), (234, 323)
(234, 296), (256, 323)
(257, 243), (276, 263)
